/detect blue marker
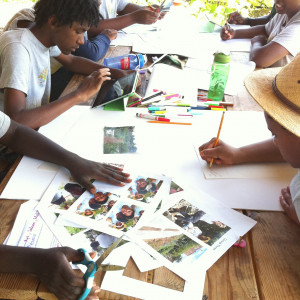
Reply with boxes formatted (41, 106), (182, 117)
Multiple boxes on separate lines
(148, 106), (166, 111)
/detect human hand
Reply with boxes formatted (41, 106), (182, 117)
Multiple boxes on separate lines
(227, 12), (247, 25)
(34, 247), (86, 300)
(132, 7), (159, 24)
(220, 25), (235, 40)
(280, 186), (300, 225)
(251, 35), (267, 46)
(101, 29), (118, 41)
(66, 157), (132, 194)
(75, 69), (111, 104)
(85, 285), (100, 300)
(159, 10), (167, 19)
(199, 138), (240, 165)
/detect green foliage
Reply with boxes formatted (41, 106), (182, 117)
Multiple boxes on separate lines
(133, 0), (273, 25)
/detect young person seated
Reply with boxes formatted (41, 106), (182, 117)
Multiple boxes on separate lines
(0, 0), (129, 130)
(4, 7), (118, 62)
(0, 109), (131, 300)
(227, 4), (276, 26)
(221, 0), (300, 67)
(199, 54), (300, 225)
(88, 0), (167, 37)
(3, 7), (118, 101)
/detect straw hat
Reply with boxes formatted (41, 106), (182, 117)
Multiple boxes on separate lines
(245, 54), (300, 137)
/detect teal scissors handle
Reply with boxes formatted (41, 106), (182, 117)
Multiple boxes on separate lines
(75, 248), (97, 300)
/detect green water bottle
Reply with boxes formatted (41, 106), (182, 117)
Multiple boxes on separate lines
(207, 51), (231, 101)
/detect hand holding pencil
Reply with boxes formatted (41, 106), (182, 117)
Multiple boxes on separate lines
(220, 21), (234, 41)
(209, 111), (225, 167)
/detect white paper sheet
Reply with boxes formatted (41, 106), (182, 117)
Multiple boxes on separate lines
(5, 200), (60, 248)
(131, 189), (256, 281)
(101, 240), (205, 300)
(0, 106), (89, 200)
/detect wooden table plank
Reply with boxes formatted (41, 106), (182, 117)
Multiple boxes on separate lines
(204, 211), (259, 300)
(248, 211), (300, 299)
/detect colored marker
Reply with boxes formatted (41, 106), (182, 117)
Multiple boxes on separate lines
(211, 107), (226, 111)
(148, 121), (192, 125)
(142, 91), (164, 102)
(148, 106), (166, 111)
(190, 106), (211, 110)
(153, 110), (167, 114)
(136, 113), (170, 122)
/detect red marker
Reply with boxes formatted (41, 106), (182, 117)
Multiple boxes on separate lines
(136, 113), (170, 122)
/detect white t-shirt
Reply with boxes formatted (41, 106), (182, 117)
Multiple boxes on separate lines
(100, 0), (130, 19)
(265, 10), (300, 67)
(0, 111), (11, 139)
(290, 170), (300, 222)
(0, 28), (61, 111)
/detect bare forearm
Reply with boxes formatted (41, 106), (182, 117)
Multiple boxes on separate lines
(246, 15), (271, 26)
(3, 121), (79, 169)
(0, 245), (45, 274)
(89, 14), (135, 35)
(233, 25), (266, 39)
(61, 55), (101, 74)
(235, 139), (284, 164)
(7, 92), (83, 129)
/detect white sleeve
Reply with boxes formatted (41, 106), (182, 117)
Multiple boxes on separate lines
(0, 111), (11, 139)
(266, 14), (300, 56)
(50, 46), (61, 58)
(117, 0), (131, 12)
(0, 42), (30, 95)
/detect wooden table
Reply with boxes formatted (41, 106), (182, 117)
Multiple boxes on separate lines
(1, 47), (300, 300)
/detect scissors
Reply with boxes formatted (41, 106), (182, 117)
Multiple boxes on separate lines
(75, 235), (125, 300)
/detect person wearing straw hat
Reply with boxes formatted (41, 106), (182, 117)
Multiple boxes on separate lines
(199, 54), (300, 225)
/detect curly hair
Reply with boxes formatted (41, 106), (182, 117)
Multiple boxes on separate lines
(34, 0), (101, 28)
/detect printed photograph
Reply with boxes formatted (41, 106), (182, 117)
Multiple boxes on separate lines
(104, 126), (137, 154)
(163, 199), (230, 246)
(137, 216), (206, 264)
(51, 180), (86, 210)
(70, 229), (127, 257)
(169, 181), (184, 194)
(75, 190), (120, 220)
(127, 176), (163, 203)
(106, 201), (145, 232)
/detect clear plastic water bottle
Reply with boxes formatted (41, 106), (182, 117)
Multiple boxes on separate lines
(207, 51), (231, 101)
(103, 54), (147, 70)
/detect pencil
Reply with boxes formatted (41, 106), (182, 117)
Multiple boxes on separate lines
(209, 111), (225, 167)
(148, 121), (192, 125)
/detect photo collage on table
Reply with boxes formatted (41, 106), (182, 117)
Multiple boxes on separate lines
(54, 172), (171, 237)
(130, 191), (248, 281)
(163, 199), (230, 246)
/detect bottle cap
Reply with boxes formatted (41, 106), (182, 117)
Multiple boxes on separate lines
(213, 51), (231, 63)
(137, 54), (147, 68)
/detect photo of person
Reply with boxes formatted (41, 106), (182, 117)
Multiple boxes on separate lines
(163, 200), (230, 246)
(50, 181), (86, 210)
(85, 229), (118, 257)
(103, 126), (137, 154)
(106, 201), (144, 232)
(75, 189), (119, 220)
(69, 229), (127, 258)
(127, 176), (163, 203)
(169, 181), (184, 194)
(136, 216), (207, 265)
